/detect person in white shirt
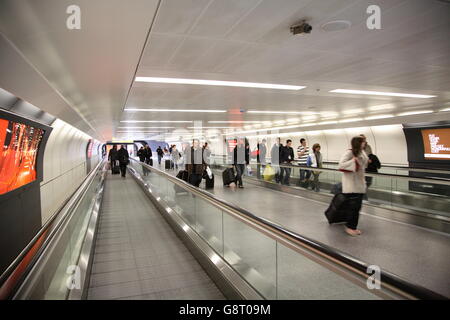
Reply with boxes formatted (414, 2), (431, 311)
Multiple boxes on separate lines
(297, 138), (311, 184)
(338, 136), (369, 237)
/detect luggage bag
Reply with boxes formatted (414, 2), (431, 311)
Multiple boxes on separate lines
(222, 168), (235, 186)
(324, 193), (347, 224)
(165, 159), (172, 170)
(205, 174), (215, 189)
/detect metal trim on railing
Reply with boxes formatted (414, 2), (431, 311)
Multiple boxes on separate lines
(0, 160), (106, 300)
(210, 154), (450, 176)
(130, 158), (447, 300)
(209, 156), (450, 186)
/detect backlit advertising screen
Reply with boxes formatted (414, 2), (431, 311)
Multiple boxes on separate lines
(0, 118), (44, 195)
(421, 128), (450, 160)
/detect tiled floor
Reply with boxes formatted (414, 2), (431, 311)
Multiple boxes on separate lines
(87, 173), (225, 300)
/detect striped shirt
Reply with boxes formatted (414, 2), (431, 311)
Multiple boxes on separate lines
(297, 145), (309, 165)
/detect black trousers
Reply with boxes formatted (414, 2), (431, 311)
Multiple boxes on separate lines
(235, 164), (245, 186)
(189, 173), (202, 187)
(110, 160), (118, 173)
(119, 164), (127, 177)
(344, 193), (363, 230)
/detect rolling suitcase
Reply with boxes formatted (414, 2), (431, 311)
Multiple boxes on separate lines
(176, 170), (189, 182)
(112, 165), (120, 175)
(165, 159), (172, 170)
(205, 174), (214, 189)
(112, 160), (120, 175)
(222, 168), (235, 186)
(324, 193), (347, 224)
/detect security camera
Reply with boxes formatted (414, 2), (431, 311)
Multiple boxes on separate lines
(290, 21), (312, 35)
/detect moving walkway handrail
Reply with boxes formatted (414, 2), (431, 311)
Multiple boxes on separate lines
(0, 160), (105, 300)
(211, 154), (450, 176)
(210, 157), (450, 186)
(131, 158), (447, 300)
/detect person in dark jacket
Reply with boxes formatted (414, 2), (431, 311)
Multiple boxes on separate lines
(256, 139), (267, 179)
(270, 138), (282, 183)
(117, 145), (129, 178)
(185, 139), (205, 187)
(108, 145), (118, 174)
(364, 153), (381, 199)
(137, 146), (145, 162)
(144, 145), (152, 165)
(233, 138), (249, 188)
(156, 146), (164, 165)
(280, 139), (294, 186)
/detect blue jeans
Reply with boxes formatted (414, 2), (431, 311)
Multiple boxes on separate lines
(281, 166), (291, 185)
(300, 168), (311, 181)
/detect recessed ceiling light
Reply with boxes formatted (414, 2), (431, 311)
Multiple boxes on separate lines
(187, 126), (236, 129)
(321, 20), (352, 32)
(339, 118), (363, 123)
(208, 120), (263, 123)
(120, 120), (193, 123)
(318, 121), (338, 125)
(117, 131), (163, 133)
(330, 89), (436, 99)
(225, 124), (303, 135)
(342, 108), (364, 115)
(135, 77), (305, 90)
(397, 110), (433, 116)
(124, 108), (226, 113)
(298, 123), (317, 127)
(248, 110), (317, 115)
(365, 114), (394, 120)
(369, 104), (395, 111)
(118, 126), (175, 129)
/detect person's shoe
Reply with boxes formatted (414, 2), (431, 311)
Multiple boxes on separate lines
(238, 185), (244, 188)
(345, 228), (361, 236)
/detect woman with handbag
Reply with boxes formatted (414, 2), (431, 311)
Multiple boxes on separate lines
(338, 136), (368, 236)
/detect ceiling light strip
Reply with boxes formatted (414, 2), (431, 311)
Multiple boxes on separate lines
(135, 77), (305, 90)
(330, 89), (435, 99)
(125, 108), (226, 113)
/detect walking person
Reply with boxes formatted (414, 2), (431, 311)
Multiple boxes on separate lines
(308, 143), (323, 192)
(171, 145), (181, 170)
(108, 145), (118, 174)
(156, 146), (164, 165)
(144, 144), (153, 165)
(256, 139), (267, 179)
(233, 138), (249, 188)
(117, 145), (130, 178)
(297, 138), (311, 186)
(338, 136), (369, 236)
(185, 139), (205, 187)
(203, 142), (211, 166)
(270, 138), (283, 183)
(137, 146), (145, 162)
(364, 153), (381, 200)
(280, 139), (294, 186)
(360, 134), (373, 155)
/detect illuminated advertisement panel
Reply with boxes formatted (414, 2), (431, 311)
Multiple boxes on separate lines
(421, 128), (450, 160)
(0, 119), (44, 195)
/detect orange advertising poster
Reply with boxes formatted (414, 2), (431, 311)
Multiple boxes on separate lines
(0, 119), (44, 195)
(421, 128), (450, 160)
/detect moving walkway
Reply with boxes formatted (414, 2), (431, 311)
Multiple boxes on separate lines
(0, 159), (446, 300)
